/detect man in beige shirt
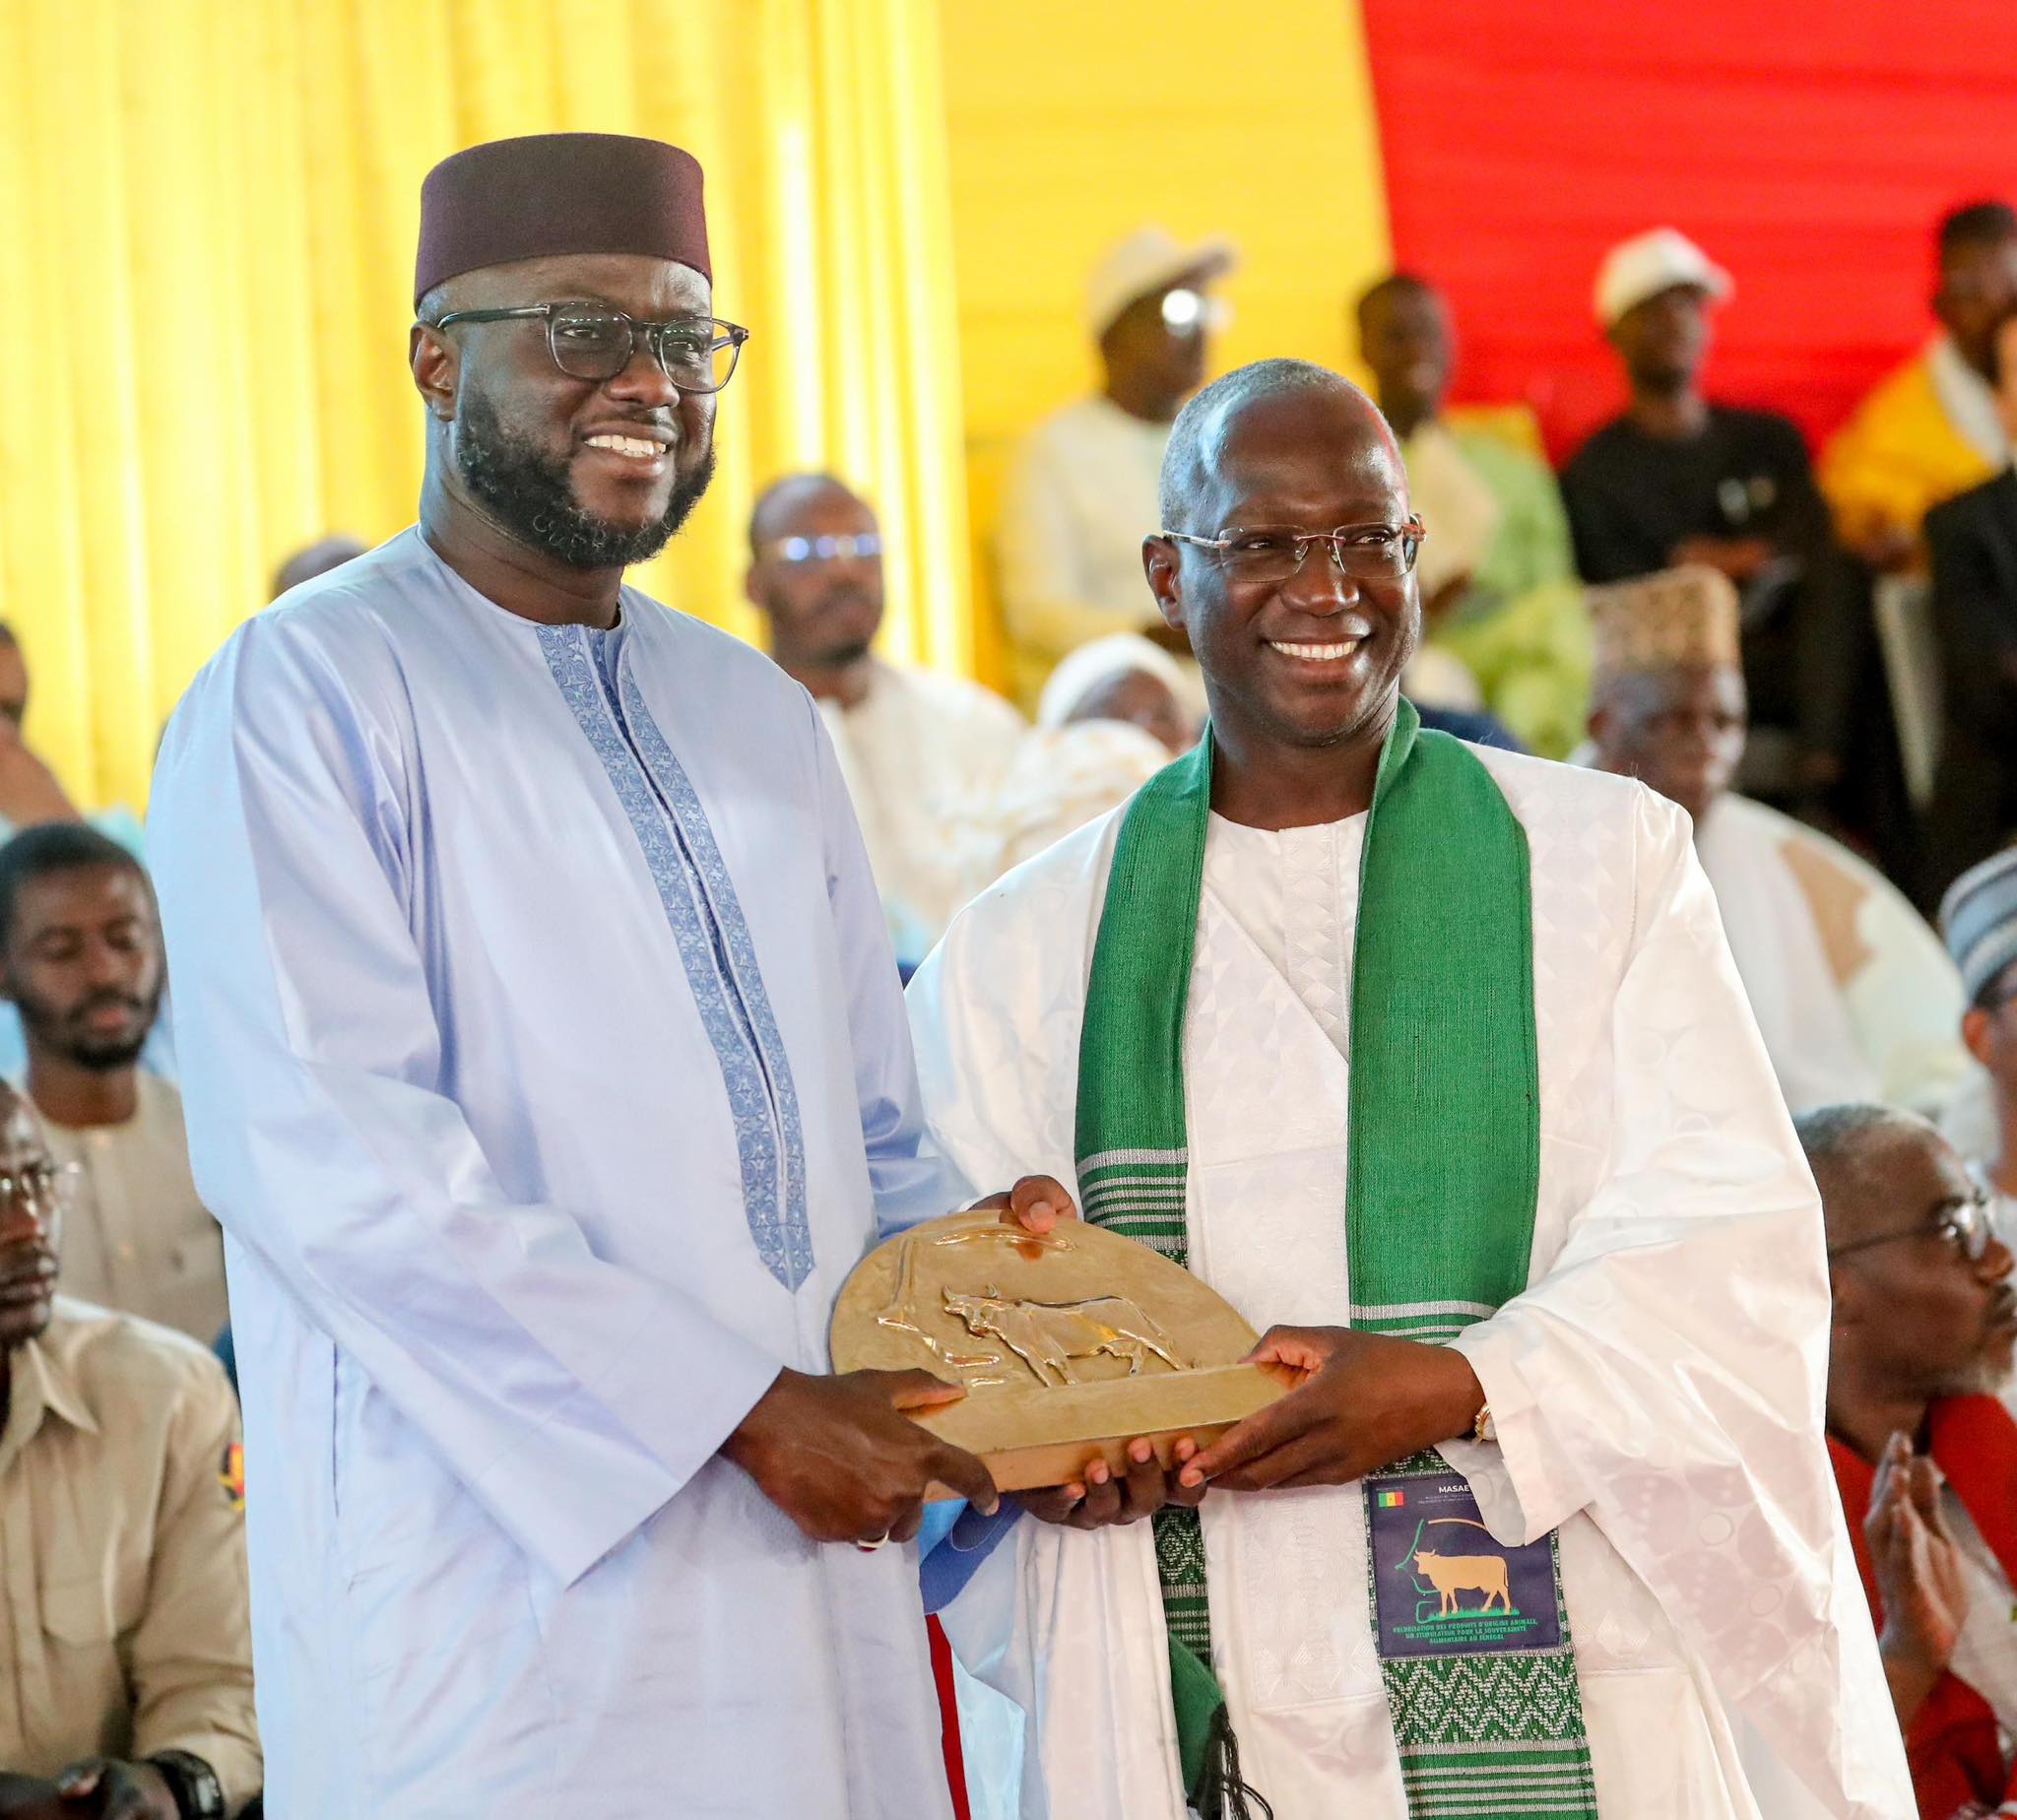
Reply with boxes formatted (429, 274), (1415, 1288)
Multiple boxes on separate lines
(0, 1080), (259, 1817)
(996, 226), (1234, 707)
(0, 826), (225, 1345)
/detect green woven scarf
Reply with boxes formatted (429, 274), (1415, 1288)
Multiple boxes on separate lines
(1074, 699), (1598, 1819)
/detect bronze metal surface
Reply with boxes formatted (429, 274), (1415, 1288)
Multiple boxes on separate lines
(832, 1209), (1288, 1495)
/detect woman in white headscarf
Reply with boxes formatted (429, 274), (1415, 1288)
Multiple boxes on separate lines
(1034, 632), (1197, 751)
(948, 635), (1196, 915)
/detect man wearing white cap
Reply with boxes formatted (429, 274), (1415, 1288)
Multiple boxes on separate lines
(997, 227), (1234, 706)
(1562, 228), (1851, 809)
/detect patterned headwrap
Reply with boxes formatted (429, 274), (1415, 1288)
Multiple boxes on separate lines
(1941, 845), (2017, 1007)
(1587, 563), (1741, 685)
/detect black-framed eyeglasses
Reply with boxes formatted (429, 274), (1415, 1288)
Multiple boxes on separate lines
(1159, 517), (1426, 585)
(424, 302), (750, 393)
(1827, 1188), (1999, 1264)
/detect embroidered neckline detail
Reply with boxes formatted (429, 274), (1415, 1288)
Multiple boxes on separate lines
(537, 623), (813, 1290)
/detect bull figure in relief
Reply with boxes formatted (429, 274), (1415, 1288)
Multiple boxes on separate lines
(941, 1284), (1189, 1387)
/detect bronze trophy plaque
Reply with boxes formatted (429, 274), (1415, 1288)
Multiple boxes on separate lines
(830, 1209), (1287, 1496)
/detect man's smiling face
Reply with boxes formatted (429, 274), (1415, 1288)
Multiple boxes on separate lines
(1149, 383), (1419, 751)
(423, 251), (720, 569)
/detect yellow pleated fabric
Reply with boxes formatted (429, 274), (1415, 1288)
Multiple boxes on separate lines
(939, 0), (1395, 692)
(0, 0), (971, 812)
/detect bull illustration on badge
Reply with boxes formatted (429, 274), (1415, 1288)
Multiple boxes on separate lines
(1397, 1517), (1516, 1621)
(1365, 1471), (1561, 1658)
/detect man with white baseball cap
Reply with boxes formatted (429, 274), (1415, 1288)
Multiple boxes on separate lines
(1592, 226), (1733, 329)
(997, 226), (1234, 706)
(1561, 226), (1854, 812)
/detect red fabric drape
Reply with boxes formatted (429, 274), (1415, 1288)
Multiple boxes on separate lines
(1829, 1398), (2017, 1817)
(1360, 2), (2017, 460)
(928, 1614), (972, 1820)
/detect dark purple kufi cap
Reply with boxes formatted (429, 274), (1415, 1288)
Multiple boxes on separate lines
(414, 133), (710, 309)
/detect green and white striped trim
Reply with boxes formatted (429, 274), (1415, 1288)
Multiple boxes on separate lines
(1351, 1298), (1498, 1344)
(1399, 1768), (1602, 1819)
(1077, 1148), (1189, 1260)
(1399, 1742), (1602, 1819)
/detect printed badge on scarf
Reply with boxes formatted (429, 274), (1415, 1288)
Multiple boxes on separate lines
(1366, 1468), (1560, 1658)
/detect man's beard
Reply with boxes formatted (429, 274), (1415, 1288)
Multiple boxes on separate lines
(1931, 1348), (2017, 1403)
(455, 389), (717, 571)
(16, 982), (163, 1072)
(1932, 1301), (2017, 1398)
(1953, 1328), (2017, 1397)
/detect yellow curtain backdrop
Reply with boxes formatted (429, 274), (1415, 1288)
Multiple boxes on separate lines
(0, 0), (971, 812)
(940, 0), (1395, 696)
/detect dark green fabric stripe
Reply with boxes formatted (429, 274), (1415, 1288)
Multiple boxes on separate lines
(1344, 707), (1540, 1319)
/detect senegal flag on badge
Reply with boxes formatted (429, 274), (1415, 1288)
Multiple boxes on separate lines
(220, 1441), (245, 1513)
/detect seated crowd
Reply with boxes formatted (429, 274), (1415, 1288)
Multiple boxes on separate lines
(13, 194), (2017, 1820)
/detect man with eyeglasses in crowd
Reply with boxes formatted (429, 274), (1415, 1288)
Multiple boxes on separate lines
(997, 225), (1234, 708)
(0, 1079), (259, 1819)
(909, 356), (1906, 1816)
(144, 134), (1049, 1817)
(745, 473), (1023, 963)
(1803, 1102), (2017, 1819)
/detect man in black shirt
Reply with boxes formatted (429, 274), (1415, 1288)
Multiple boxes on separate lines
(1923, 311), (2017, 899)
(1562, 229), (1854, 809)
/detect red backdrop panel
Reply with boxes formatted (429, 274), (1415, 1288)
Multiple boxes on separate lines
(1360, 0), (2017, 461)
